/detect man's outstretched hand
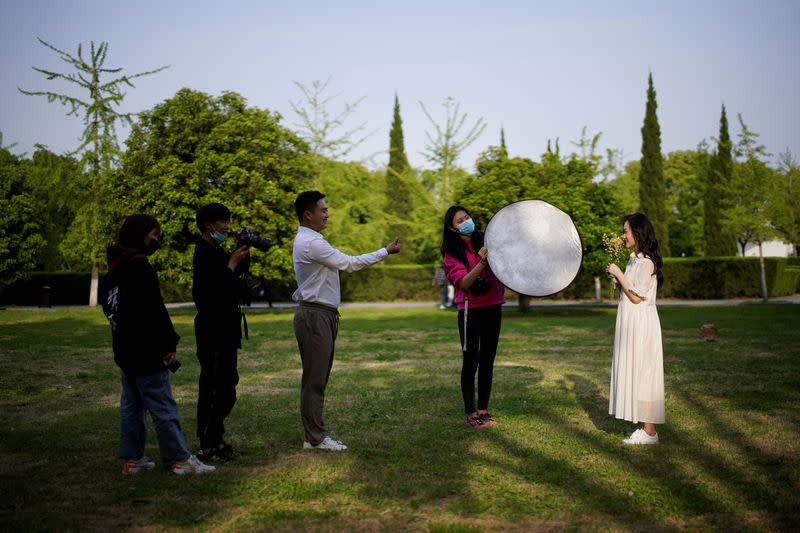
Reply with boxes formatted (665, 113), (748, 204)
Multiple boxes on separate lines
(385, 237), (401, 255)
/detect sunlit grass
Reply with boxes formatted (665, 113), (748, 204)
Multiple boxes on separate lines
(1, 304), (798, 531)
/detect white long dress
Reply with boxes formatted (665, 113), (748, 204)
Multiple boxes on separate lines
(608, 253), (665, 424)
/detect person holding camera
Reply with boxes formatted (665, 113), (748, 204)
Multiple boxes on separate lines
(441, 205), (505, 429)
(292, 190), (400, 451)
(106, 214), (215, 475)
(192, 203), (251, 461)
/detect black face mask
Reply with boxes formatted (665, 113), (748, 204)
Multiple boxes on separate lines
(144, 237), (161, 256)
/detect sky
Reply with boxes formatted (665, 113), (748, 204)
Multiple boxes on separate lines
(1, 0), (799, 172)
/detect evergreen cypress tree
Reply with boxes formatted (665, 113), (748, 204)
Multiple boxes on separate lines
(638, 73), (670, 256)
(386, 93), (412, 216)
(704, 104), (736, 256)
(388, 93), (410, 176)
(499, 127), (508, 159)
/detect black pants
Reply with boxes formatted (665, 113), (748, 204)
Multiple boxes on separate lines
(196, 346), (239, 449)
(457, 304), (502, 414)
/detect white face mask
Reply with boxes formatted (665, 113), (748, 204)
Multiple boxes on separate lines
(457, 218), (475, 235)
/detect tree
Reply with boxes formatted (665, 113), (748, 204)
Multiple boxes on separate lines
(19, 38), (168, 304)
(289, 77), (374, 162)
(420, 97), (486, 205)
(704, 104), (736, 256)
(384, 94), (417, 262)
(23, 147), (87, 270)
(608, 149), (710, 257)
(638, 73), (670, 256)
(571, 126), (602, 165)
(0, 147), (46, 287)
(726, 114), (775, 300)
(772, 150), (800, 254)
(121, 89), (315, 290)
(386, 94), (413, 215)
(459, 149), (620, 307)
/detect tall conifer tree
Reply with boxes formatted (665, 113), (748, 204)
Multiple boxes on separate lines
(388, 93), (410, 176)
(386, 93), (412, 215)
(385, 94), (413, 261)
(704, 104), (736, 255)
(638, 73), (670, 256)
(499, 127), (508, 159)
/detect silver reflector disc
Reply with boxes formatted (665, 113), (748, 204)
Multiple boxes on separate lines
(484, 200), (582, 297)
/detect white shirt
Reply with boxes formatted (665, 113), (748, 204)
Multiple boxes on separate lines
(292, 225), (388, 308)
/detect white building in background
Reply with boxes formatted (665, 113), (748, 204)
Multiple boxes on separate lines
(738, 240), (796, 257)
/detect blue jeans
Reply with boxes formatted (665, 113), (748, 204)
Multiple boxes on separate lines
(119, 369), (190, 463)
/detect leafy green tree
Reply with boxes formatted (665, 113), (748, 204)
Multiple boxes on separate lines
(0, 147), (46, 287)
(19, 38), (167, 303)
(608, 150), (710, 257)
(23, 147), (87, 270)
(607, 159), (640, 215)
(772, 150), (800, 254)
(663, 151), (705, 257)
(121, 89), (315, 289)
(420, 97), (486, 205)
(459, 149), (620, 305)
(638, 73), (669, 256)
(704, 104), (736, 256)
(317, 159), (389, 255)
(726, 114), (775, 300)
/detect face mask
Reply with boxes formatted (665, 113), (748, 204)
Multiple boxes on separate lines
(144, 238), (161, 256)
(457, 218), (475, 235)
(211, 231), (228, 245)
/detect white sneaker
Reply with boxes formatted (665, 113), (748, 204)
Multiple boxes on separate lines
(623, 428), (659, 445)
(172, 454), (217, 475)
(303, 436), (348, 451)
(121, 456), (156, 475)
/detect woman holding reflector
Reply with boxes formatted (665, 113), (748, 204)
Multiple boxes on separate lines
(441, 205), (506, 429)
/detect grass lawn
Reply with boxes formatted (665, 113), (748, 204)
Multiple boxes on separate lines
(1, 303), (799, 531)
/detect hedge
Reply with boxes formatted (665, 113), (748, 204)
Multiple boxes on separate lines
(660, 257), (800, 299)
(0, 272), (94, 306)
(2, 257), (798, 306)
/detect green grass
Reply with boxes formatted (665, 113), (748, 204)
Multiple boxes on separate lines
(1, 303), (799, 531)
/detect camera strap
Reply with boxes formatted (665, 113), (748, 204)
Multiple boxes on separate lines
(462, 296), (469, 352)
(241, 310), (249, 340)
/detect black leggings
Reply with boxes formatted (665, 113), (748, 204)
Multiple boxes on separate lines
(457, 304), (502, 414)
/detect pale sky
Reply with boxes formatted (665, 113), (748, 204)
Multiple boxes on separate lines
(1, 0), (798, 171)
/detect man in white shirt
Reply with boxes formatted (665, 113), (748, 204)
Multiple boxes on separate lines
(292, 190), (400, 451)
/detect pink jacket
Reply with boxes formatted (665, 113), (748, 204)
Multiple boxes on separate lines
(443, 240), (506, 311)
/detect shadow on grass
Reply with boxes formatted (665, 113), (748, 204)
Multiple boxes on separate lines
(3, 305), (799, 530)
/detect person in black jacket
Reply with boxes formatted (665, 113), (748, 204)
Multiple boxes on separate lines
(192, 203), (250, 461)
(106, 214), (215, 475)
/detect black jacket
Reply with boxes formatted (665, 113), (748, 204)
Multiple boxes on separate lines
(192, 238), (248, 351)
(106, 250), (179, 376)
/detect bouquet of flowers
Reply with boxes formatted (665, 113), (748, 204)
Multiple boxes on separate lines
(602, 233), (627, 293)
(602, 233), (627, 264)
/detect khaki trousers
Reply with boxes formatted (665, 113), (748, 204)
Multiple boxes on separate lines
(294, 301), (339, 445)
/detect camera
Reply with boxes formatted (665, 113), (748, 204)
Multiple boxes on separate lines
(471, 276), (490, 296)
(236, 228), (272, 252)
(163, 356), (181, 373)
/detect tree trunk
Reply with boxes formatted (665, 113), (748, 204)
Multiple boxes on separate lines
(89, 262), (99, 307)
(518, 294), (530, 313)
(594, 276), (601, 303)
(758, 242), (768, 302)
(738, 238), (747, 256)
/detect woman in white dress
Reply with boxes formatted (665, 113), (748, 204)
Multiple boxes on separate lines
(605, 213), (665, 445)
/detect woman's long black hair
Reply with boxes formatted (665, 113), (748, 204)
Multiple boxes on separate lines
(441, 205), (484, 267)
(107, 214), (160, 276)
(625, 212), (664, 288)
